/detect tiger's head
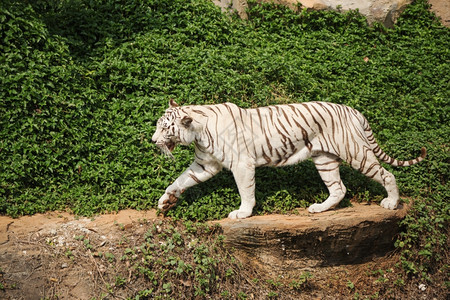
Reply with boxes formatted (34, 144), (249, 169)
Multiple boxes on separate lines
(152, 100), (195, 158)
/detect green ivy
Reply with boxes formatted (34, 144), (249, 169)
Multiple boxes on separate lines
(0, 0), (448, 280)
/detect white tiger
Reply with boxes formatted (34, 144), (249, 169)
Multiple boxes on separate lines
(152, 100), (426, 219)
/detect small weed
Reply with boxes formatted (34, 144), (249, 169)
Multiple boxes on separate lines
(289, 272), (312, 290)
(347, 280), (355, 290)
(162, 282), (172, 294)
(394, 278), (405, 287)
(118, 236), (128, 245)
(266, 277), (283, 288)
(375, 276), (388, 284)
(136, 289), (153, 299)
(115, 276), (126, 287)
(237, 292), (248, 299)
(65, 249), (74, 260)
(104, 252), (115, 263)
(74, 235), (85, 241)
(83, 239), (93, 250)
(221, 290), (230, 298)
(225, 268), (234, 277)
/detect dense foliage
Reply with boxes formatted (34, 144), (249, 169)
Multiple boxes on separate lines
(0, 0), (448, 285)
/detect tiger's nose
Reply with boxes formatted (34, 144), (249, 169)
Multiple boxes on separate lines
(151, 133), (158, 144)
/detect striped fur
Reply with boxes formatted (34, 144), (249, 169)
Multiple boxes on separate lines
(152, 100), (426, 219)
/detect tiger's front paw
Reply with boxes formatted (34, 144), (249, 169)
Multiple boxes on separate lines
(158, 193), (178, 212)
(228, 210), (252, 219)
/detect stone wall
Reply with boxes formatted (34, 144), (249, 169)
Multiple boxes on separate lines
(212, 0), (413, 28)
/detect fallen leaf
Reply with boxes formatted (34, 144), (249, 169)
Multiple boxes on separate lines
(180, 279), (192, 287)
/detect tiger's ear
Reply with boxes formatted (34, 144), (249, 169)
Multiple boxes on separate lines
(169, 99), (179, 108)
(181, 116), (193, 128)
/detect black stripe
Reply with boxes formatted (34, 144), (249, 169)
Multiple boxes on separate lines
(189, 173), (202, 184)
(316, 165), (340, 172)
(304, 104), (323, 134)
(280, 107), (293, 127)
(192, 109), (208, 117)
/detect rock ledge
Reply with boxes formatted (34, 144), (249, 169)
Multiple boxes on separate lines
(217, 202), (410, 275)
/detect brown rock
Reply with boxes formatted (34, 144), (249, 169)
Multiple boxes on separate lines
(217, 202), (410, 275)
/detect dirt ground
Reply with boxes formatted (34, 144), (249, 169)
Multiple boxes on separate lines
(0, 209), (446, 299)
(0, 210), (159, 299)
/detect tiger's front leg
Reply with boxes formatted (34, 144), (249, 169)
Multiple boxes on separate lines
(228, 165), (256, 219)
(158, 160), (222, 211)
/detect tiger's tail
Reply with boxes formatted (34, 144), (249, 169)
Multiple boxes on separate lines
(361, 117), (426, 167)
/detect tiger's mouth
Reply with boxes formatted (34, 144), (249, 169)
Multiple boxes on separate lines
(156, 140), (176, 159)
(156, 140), (176, 152)
(165, 141), (176, 152)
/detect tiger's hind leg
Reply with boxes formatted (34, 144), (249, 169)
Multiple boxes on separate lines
(352, 151), (400, 210)
(378, 169), (399, 210)
(308, 154), (347, 213)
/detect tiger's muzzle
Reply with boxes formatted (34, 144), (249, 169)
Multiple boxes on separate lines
(153, 137), (177, 159)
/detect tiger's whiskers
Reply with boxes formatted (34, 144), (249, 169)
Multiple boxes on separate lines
(157, 143), (175, 160)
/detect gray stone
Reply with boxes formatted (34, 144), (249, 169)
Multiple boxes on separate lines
(212, 0), (413, 27)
